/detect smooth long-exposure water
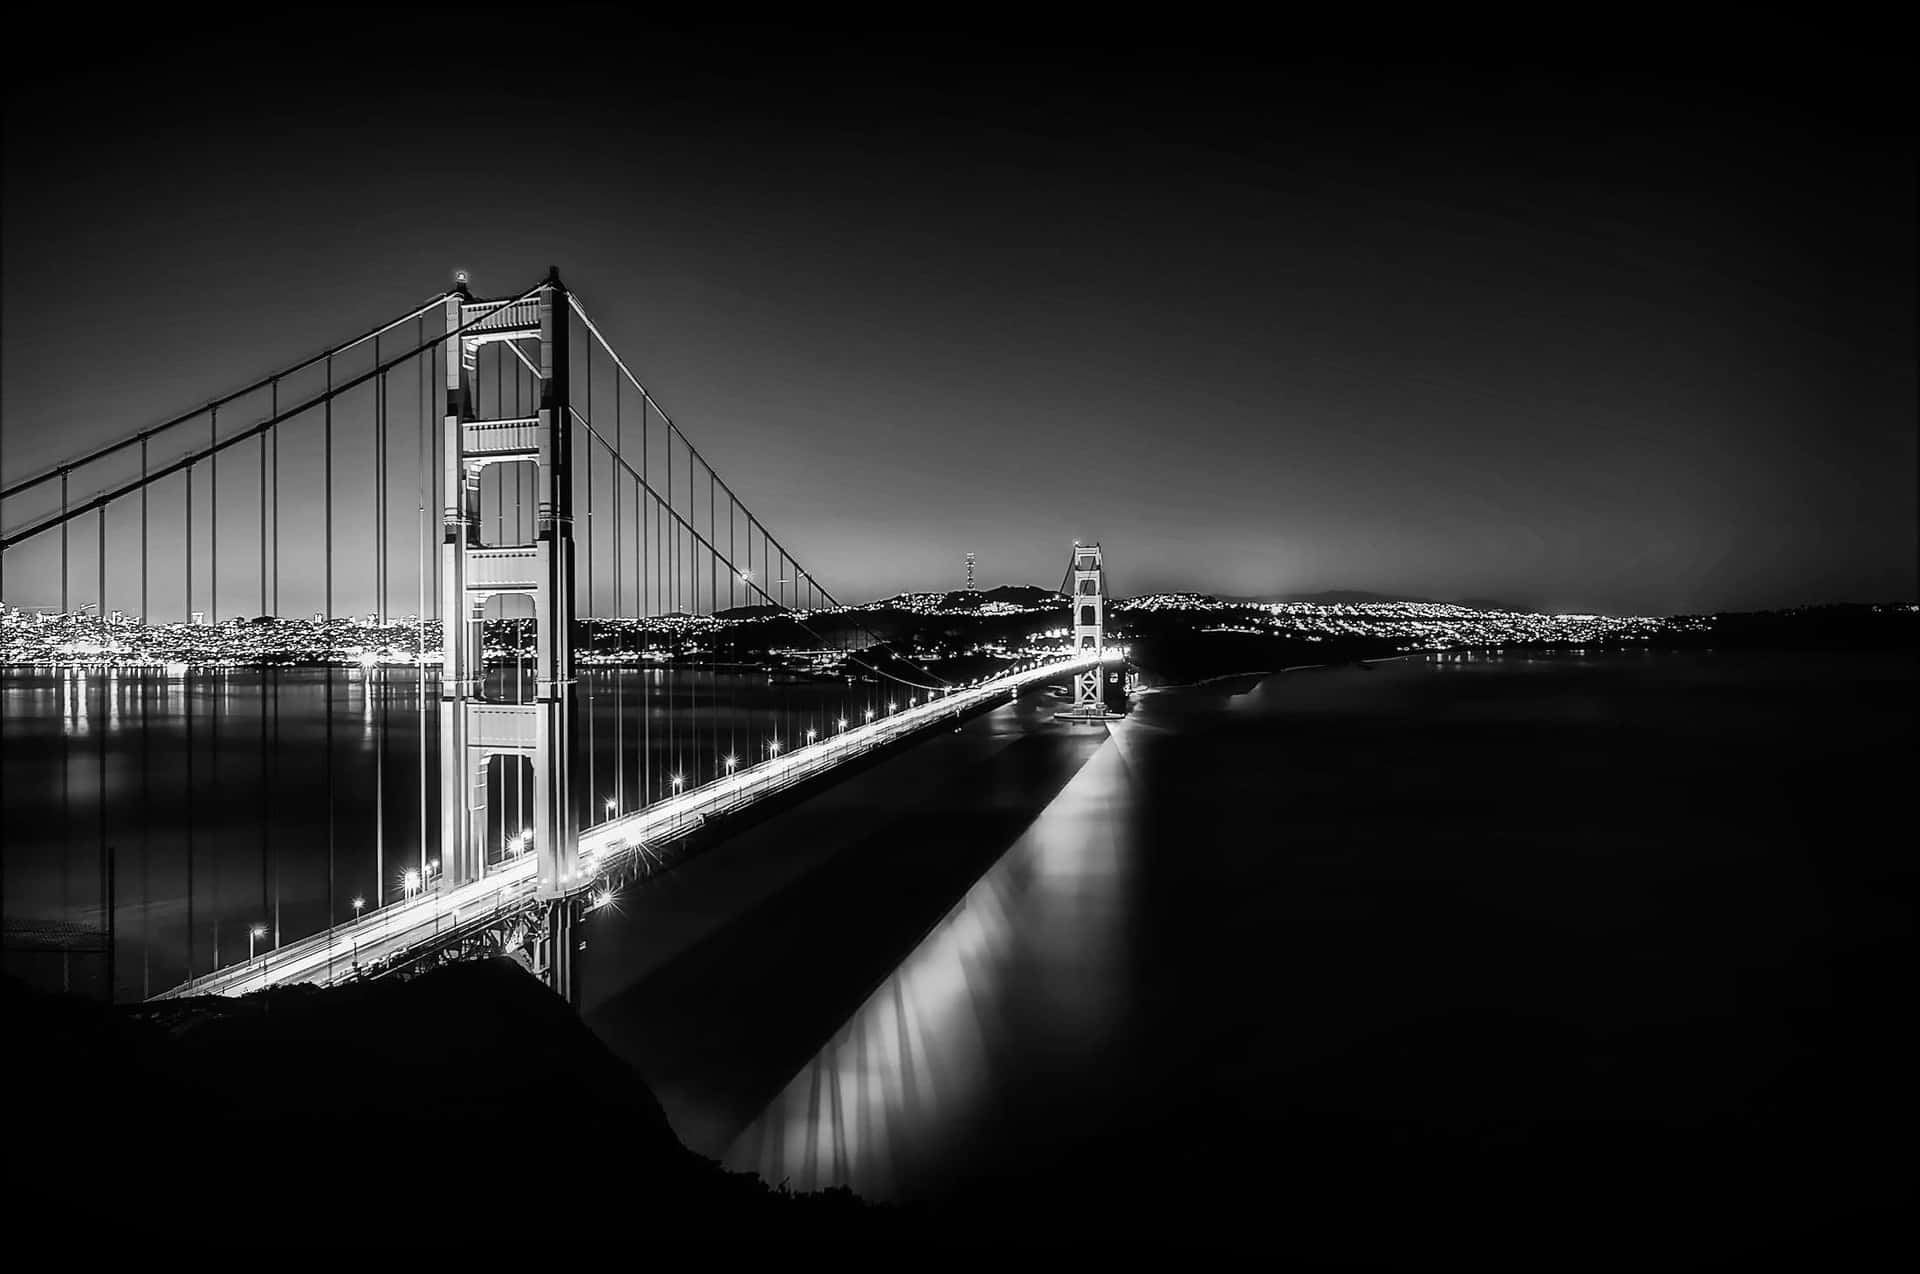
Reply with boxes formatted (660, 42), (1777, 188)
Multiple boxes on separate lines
(577, 649), (1914, 1261)
(4, 649), (1912, 1260)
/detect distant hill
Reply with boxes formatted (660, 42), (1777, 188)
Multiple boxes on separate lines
(979, 584), (1065, 607)
(871, 585), (1065, 611)
(713, 603), (787, 621)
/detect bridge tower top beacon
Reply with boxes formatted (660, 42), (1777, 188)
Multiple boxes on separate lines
(1058, 540), (1119, 722)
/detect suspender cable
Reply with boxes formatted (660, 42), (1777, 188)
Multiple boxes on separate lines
(97, 508), (109, 996)
(185, 634), (194, 980)
(586, 339), (596, 819)
(209, 674), (221, 968)
(184, 464), (191, 623)
(417, 314), (429, 905)
(4, 284), (547, 553)
(270, 378), (280, 944)
(140, 678), (150, 998)
(209, 408), (217, 625)
(270, 380), (279, 620)
(140, 438), (148, 628)
(376, 334), (385, 624)
(710, 467), (717, 775)
(1, 292), (452, 505)
(581, 414), (593, 820)
(374, 353), (386, 917)
(140, 439), (150, 992)
(614, 355), (623, 814)
(642, 396), (650, 809)
(325, 353), (335, 983)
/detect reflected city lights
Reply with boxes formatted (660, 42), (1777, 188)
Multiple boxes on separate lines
(725, 725), (1139, 1201)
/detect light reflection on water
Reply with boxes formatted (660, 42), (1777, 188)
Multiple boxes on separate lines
(724, 721), (1143, 1201)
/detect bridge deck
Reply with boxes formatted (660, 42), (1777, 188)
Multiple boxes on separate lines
(153, 653), (1117, 1000)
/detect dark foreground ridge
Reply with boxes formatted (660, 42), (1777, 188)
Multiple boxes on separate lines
(7, 959), (925, 1245)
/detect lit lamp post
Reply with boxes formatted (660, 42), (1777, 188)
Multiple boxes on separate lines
(251, 924), (269, 990)
(403, 868), (421, 899)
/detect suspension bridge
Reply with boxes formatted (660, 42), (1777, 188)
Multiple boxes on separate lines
(0, 270), (1121, 1003)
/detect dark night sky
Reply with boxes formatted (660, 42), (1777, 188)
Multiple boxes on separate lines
(4, 10), (1913, 614)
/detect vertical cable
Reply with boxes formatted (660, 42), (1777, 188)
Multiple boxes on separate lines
(614, 365), (622, 814)
(709, 468), (717, 778)
(260, 653), (269, 947)
(185, 464), (192, 622)
(668, 430), (676, 784)
(642, 398), (650, 808)
(140, 678), (150, 998)
(269, 378), (280, 944)
(375, 334), (384, 624)
(416, 317), (428, 906)
(184, 642), (195, 981)
(60, 470), (68, 616)
(210, 408), (218, 625)
(140, 440), (148, 627)
(260, 414), (267, 616)
(97, 508), (109, 997)
(257, 385), (268, 936)
(209, 663), (221, 969)
(373, 337), (385, 922)
(270, 380), (279, 619)
(325, 353), (335, 981)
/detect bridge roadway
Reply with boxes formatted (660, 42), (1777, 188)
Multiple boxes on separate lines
(153, 652), (1118, 1000)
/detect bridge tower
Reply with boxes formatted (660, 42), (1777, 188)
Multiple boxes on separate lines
(1057, 541), (1119, 722)
(439, 268), (582, 995)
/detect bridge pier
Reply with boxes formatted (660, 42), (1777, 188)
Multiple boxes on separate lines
(532, 896), (581, 1005)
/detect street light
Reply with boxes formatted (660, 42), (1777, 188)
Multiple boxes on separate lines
(768, 738), (781, 757)
(403, 868), (421, 898)
(352, 896), (365, 919)
(724, 754), (738, 774)
(671, 772), (684, 792)
(606, 797), (617, 815)
(837, 717), (848, 732)
(249, 925), (266, 961)
(806, 728), (817, 744)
